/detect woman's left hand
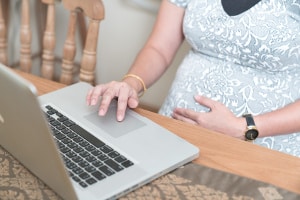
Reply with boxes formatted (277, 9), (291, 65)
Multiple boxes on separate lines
(172, 95), (244, 139)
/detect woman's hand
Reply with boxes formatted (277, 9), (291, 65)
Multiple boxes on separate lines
(86, 81), (139, 121)
(172, 95), (245, 139)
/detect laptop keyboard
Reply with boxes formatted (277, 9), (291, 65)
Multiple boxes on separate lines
(44, 105), (134, 188)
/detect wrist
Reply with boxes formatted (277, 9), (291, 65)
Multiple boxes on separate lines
(122, 74), (147, 97)
(234, 117), (247, 140)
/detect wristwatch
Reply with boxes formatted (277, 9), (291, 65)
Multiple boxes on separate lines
(242, 114), (259, 141)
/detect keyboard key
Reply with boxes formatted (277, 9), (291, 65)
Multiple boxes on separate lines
(72, 167), (84, 175)
(85, 165), (97, 173)
(65, 131), (77, 139)
(79, 151), (90, 158)
(85, 145), (96, 152)
(73, 136), (84, 143)
(67, 142), (78, 149)
(56, 124), (66, 131)
(91, 160), (103, 168)
(73, 146), (84, 153)
(63, 120), (75, 127)
(58, 116), (69, 122)
(72, 156), (83, 163)
(108, 151), (120, 158)
(72, 176), (81, 183)
(100, 145), (113, 154)
(66, 162), (77, 170)
(61, 137), (72, 145)
(121, 160), (134, 168)
(79, 172), (90, 180)
(91, 149), (102, 156)
(115, 155), (127, 163)
(86, 155), (97, 162)
(99, 165), (115, 176)
(78, 161), (90, 168)
(79, 140), (89, 147)
(54, 132), (66, 140)
(105, 159), (124, 172)
(70, 124), (105, 148)
(47, 109), (57, 115)
(91, 171), (106, 181)
(66, 151), (77, 158)
(50, 120), (60, 126)
(86, 178), (97, 185)
(98, 154), (108, 161)
(79, 181), (88, 188)
(60, 146), (71, 154)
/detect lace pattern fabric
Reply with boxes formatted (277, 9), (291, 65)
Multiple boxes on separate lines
(161, 0), (300, 156)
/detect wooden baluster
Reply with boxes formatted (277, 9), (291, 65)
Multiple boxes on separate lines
(80, 19), (100, 85)
(61, 0), (104, 85)
(41, 0), (55, 80)
(0, 0), (7, 65)
(60, 10), (77, 85)
(20, 0), (32, 72)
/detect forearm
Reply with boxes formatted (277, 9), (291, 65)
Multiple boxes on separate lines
(124, 46), (170, 94)
(123, 36), (183, 94)
(254, 100), (300, 137)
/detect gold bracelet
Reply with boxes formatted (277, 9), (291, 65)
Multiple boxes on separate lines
(123, 74), (147, 97)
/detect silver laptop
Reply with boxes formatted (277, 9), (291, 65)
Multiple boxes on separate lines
(0, 64), (199, 200)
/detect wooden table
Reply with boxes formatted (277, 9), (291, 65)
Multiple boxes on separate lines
(13, 70), (300, 195)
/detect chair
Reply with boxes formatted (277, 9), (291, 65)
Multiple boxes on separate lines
(0, 0), (32, 70)
(41, 0), (105, 85)
(0, 0), (104, 85)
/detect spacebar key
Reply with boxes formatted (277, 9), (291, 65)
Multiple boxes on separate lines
(70, 124), (105, 147)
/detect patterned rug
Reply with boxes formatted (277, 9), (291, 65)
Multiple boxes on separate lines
(1, 146), (299, 200)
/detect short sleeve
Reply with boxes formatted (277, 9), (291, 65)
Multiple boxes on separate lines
(168, 0), (190, 8)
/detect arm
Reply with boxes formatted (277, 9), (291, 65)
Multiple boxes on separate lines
(86, 0), (185, 121)
(254, 100), (300, 137)
(172, 95), (300, 139)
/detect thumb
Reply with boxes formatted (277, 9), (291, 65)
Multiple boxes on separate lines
(128, 97), (139, 108)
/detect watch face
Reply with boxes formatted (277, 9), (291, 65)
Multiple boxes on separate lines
(245, 129), (259, 140)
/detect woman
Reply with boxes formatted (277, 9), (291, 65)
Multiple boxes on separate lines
(86, 0), (300, 157)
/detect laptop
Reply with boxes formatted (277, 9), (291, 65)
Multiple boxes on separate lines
(0, 64), (199, 200)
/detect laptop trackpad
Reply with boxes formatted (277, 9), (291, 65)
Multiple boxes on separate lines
(84, 110), (146, 138)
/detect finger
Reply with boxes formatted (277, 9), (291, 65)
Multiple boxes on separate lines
(128, 97), (139, 109)
(98, 87), (118, 116)
(194, 95), (215, 110)
(86, 85), (104, 106)
(127, 87), (139, 109)
(86, 88), (94, 105)
(172, 111), (197, 125)
(116, 83), (132, 121)
(173, 107), (199, 121)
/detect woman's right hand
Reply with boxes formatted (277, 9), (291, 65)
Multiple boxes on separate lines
(86, 81), (140, 121)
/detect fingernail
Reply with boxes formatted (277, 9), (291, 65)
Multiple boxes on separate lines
(117, 114), (123, 122)
(98, 109), (104, 116)
(194, 95), (201, 100)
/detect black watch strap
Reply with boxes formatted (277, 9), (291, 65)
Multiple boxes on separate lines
(244, 114), (256, 126)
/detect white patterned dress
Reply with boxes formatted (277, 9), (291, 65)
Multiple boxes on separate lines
(159, 0), (300, 157)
